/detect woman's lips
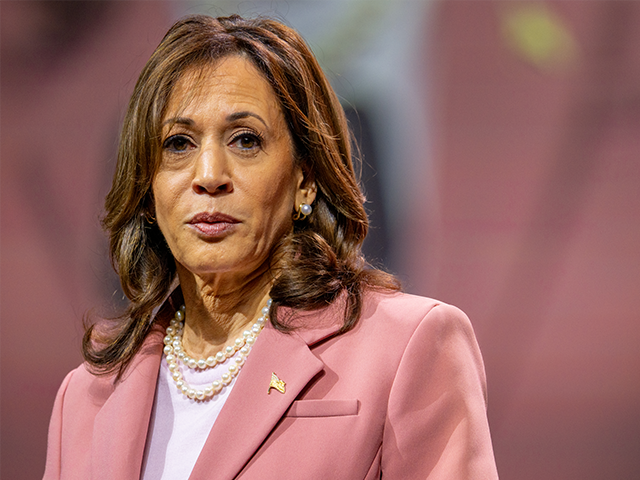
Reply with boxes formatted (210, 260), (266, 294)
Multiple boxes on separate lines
(188, 212), (240, 238)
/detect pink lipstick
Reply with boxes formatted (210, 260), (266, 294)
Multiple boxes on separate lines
(188, 212), (240, 238)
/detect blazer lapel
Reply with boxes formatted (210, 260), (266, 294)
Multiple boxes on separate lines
(90, 323), (164, 480)
(189, 317), (339, 480)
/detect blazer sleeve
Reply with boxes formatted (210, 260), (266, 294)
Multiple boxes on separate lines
(43, 369), (76, 480)
(380, 303), (499, 479)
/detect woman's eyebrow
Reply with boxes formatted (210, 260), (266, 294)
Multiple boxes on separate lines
(162, 117), (194, 127)
(227, 111), (268, 128)
(162, 113), (267, 128)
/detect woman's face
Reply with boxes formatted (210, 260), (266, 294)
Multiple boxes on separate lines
(152, 55), (314, 287)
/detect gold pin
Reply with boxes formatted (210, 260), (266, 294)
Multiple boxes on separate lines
(268, 372), (286, 394)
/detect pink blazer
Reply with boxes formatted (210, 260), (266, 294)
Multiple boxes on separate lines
(44, 291), (498, 479)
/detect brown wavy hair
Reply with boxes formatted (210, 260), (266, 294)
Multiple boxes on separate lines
(83, 14), (399, 376)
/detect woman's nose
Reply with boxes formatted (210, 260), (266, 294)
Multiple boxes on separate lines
(191, 145), (233, 195)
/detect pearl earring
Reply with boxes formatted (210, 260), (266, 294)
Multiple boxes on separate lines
(293, 203), (312, 221)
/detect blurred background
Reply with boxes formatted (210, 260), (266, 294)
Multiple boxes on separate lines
(1, 1), (639, 478)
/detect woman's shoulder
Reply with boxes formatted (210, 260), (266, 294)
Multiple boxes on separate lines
(356, 289), (480, 353)
(362, 289), (471, 329)
(55, 362), (117, 407)
(60, 319), (166, 401)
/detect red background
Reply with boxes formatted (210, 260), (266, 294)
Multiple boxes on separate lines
(2, 2), (639, 478)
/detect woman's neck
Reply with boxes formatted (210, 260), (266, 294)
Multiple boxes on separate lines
(175, 264), (272, 359)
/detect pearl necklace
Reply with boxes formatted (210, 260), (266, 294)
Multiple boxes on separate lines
(162, 299), (271, 400)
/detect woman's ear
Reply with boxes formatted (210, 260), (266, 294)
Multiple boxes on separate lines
(294, 164), (317, 205)
(296, 174), (317, 207)
(143, 194), (157, 224)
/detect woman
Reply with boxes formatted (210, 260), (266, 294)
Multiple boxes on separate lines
(44, 14), (498, 480)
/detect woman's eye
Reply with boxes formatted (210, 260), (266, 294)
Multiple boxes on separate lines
(230, 133), (262, 151)
(162, 135), (193, 152)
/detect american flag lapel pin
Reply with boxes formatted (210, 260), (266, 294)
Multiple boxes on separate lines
(268, 372), (286, 394)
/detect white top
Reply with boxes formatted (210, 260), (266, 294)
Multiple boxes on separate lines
(140, 356), (236, 480)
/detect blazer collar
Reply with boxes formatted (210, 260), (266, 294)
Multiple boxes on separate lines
(90, 322), (165, 480)
(90, 287), (345, 480)
(90, 291), (179, 480)
(189, 302), (344, 480)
